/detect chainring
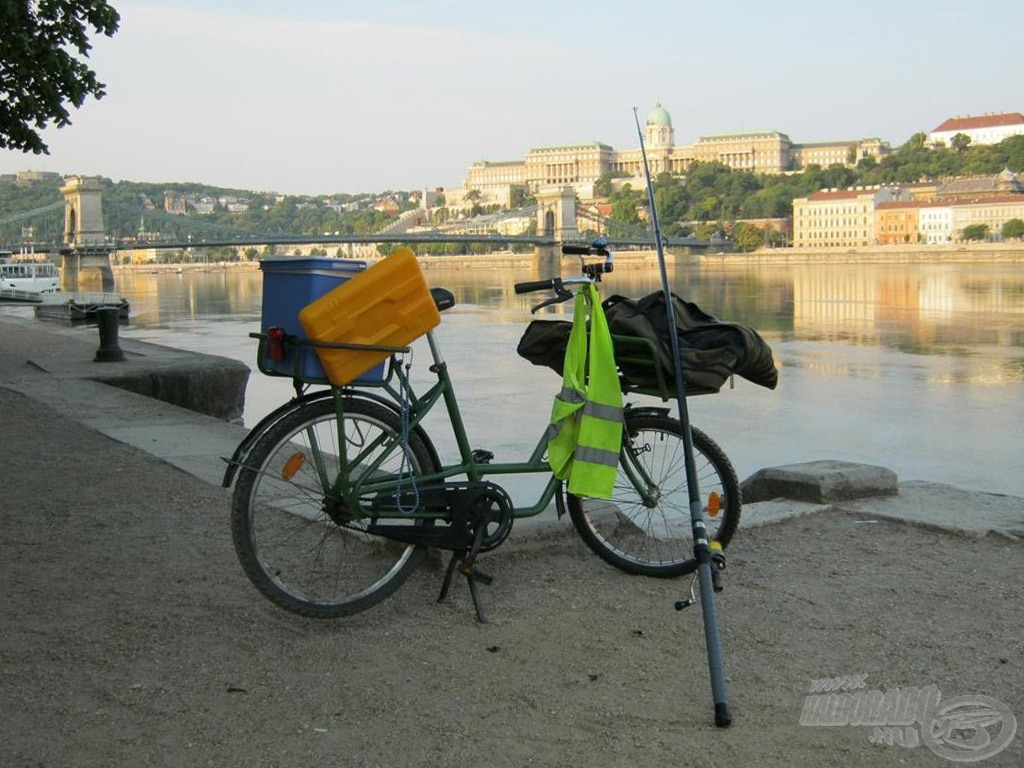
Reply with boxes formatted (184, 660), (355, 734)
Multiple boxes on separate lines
(468, 482), (515, 552)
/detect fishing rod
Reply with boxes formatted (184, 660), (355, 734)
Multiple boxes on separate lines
(632, 107), (731, 728)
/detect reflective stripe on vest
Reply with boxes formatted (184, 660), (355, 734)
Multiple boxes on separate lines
(546, 283), (623, 499)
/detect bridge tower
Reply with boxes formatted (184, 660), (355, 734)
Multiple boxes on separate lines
(62, 175), (106, 245)
(535, 186), (578, 242)
(60, 175), (114, 291)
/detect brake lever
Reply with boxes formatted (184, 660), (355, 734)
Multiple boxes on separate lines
(530, 282), (574, 314)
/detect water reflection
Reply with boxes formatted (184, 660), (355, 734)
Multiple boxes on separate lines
(92, 258), (1024, 496)
(113, 259), (1024, 354)
(116, 269), (264, 326)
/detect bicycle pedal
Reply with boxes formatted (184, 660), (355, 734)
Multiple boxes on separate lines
(471, 449), (494, 464)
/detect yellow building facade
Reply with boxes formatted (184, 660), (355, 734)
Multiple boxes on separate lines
(693, 131), (792, 173)
(794, 177), (1024, 247)
(792, 187), (902, 248)
(952, 195), (1024, 239)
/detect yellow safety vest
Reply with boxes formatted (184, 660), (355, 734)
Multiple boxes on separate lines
(546, 283), (623, 499)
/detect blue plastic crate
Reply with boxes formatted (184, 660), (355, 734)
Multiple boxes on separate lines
(259, 256), (384, 382)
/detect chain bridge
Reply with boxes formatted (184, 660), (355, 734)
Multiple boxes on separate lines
(0, 177), (722, 290)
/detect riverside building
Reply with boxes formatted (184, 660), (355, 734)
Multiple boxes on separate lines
(928, 112), (1024, 148)
(793, 171), (1024, 247)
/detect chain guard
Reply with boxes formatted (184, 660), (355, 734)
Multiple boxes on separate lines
(369, 481), (514, 552)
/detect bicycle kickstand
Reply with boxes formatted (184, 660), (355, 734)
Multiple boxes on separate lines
(437, 525), (493, 622)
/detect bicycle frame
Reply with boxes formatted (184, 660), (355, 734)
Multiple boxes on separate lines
(324, 328), (563, 522)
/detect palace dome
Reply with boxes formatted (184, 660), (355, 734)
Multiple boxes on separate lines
(646, 103), (672, 128)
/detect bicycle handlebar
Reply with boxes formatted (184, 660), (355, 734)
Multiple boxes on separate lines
(561, 244), (593, 256)
(562, 238), (611, 259)
(514, 278), (557, 295)
(513, 238), (614, 308)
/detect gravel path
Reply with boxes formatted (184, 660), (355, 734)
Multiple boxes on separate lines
(2, 387), (1021, 767)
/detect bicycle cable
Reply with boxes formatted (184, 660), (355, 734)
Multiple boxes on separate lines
(393, 350), (420, 515)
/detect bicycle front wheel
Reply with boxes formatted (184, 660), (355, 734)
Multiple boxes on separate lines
(231, 396), (439, 618)
(568, 413), (740, 578)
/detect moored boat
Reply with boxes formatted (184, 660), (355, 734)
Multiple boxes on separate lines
(0, 259), (61, 301)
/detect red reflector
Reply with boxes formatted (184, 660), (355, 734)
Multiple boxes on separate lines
(267, 327), (285, 362)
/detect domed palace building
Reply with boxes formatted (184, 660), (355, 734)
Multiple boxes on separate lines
(452, 103), (889, 210)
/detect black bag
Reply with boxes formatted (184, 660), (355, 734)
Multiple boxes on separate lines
(516, 293), (778, 394)
(603, 292), (778, 392)
(516, 319), (573, 374)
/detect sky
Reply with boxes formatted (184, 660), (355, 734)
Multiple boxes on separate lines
(2, 0), (1022, 196)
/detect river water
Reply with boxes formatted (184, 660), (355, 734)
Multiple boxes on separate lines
(11, 256), (1024, 497)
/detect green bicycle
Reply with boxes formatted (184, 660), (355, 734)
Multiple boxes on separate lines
(224, 241), (740, 620)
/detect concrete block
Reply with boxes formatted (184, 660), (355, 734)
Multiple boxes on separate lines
(91, 359), (250, 422)
(741, 460), (898, 504)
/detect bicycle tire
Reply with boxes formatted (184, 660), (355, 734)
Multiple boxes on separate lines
(568, 413), (740, 578)
(231, 396), (439, 618)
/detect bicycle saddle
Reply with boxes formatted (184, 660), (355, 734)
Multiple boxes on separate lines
(431, 287), (456, 312)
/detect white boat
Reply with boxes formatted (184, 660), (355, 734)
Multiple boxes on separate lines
(0, 260), (61, 300)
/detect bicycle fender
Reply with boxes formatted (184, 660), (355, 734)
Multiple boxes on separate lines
(221, 388), (442, 488)
(624, 404), (671, 421)
(221, 388), (334, 487)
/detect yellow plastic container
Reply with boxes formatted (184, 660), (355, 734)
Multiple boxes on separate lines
(299, 248), (440, 385)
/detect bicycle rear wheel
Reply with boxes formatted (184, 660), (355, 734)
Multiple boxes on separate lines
(568, 412), (740, 577)
(231, 396), (439, 618)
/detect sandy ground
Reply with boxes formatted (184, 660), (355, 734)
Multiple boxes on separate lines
(1, 386), (1022, 768)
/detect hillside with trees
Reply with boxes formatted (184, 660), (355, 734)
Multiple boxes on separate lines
(3, 133), (1023, 253)
(599, 133), (1024, 249)
(0, 178), (414, 251)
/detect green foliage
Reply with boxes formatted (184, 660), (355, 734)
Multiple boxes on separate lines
(732, 221), (765, 252)
(962, 223), (990, 241)
(695, 221), (725, 239)
(0, 177), (406, 244)
(1001, 218), (1024, 239)
(742, 184), (793, 219)
(607, 184), (643, 229)
(951, 133), (972, 154)
(855, 156), (878, 172)
(652, 173), (689, 223)
(509, 186), (533, 209)
(0, 0), (121, 153)
(0, 176), (65, 242)
(592, 170), (629, 198)
(764, 227), (788, 247)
